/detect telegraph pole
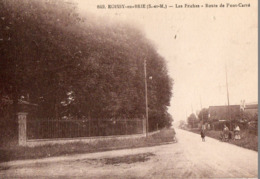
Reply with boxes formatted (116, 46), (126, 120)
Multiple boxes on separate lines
(225, 64), (231, 129)
(191, 104), (194, 128)
(144, 59), (149, 137)
(200, 96), (204, 123)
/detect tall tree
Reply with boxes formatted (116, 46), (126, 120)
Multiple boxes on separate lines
(198, 108), (209, 124)
(187, 113), (199, 128)
(0, 0), (173, 131)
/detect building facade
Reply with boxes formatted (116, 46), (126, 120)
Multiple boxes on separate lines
(208, 105), (241, 121)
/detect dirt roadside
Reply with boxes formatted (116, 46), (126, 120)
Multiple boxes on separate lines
(0, 128), (257, 178)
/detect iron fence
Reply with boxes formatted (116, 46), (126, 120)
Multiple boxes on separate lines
(27, 118), (144, 140)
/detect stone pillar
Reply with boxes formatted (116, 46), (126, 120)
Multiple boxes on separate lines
(18, 112), (28, 146)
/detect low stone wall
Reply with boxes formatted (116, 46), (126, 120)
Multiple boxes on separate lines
(25, 133), (145, 147)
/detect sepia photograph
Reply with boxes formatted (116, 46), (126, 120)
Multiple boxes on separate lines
(0, 0), (258, 178)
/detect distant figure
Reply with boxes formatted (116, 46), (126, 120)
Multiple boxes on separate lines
(219, 131), (224, 141)
(234, 125), (241, 140)
(173, 128), (177, 142)
(223, 125), (229, 131)
(223, 125), (229, 141)
(228, 131), (233, 141)
(173, 136), (177, 143)
(201, 129), (206, 142)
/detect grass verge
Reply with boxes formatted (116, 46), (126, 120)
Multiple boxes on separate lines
(0, 128), (175, 163)
(186, 128), (258, 151)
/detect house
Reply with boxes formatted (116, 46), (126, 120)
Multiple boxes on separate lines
(240, 101), (258, 117)
(208, 105), (241, 121)
(240, 101), (258, 122)
(244, 104), (258, 115)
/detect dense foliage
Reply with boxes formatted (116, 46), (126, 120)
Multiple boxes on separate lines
(187, 113), (199, 128)
(0, 0), (173, 131)
(198, 108), (209, 124)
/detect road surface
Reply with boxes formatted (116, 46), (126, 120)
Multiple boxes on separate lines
(0, 128), (258, 178)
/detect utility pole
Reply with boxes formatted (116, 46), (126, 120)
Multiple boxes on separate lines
(225, 64), (231, 129)
(144, 59), (149, 137)
(191, 104), (194, 128)
(200, 96), (204, 124)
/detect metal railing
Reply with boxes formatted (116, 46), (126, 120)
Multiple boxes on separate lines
(27, 118), (144, 140)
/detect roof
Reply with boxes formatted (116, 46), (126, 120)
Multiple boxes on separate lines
(208, 105), (241, 120)
(245, 104), (258, 109)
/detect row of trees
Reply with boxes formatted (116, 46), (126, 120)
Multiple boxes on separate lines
(186, 107), (257, 129)
(0, 0), (173, 132)
(186, 109), (209, 128)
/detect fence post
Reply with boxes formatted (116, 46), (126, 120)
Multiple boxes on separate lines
(89, 119), (91, 137)
(17, 112), (28, 146)
(98, 118), (100, 136)
(143, 118), (146, 134)
(125, 118), (127, 135)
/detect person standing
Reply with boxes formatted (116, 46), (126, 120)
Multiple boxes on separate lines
(234, 125), (241, 140)
(201, 129), (206, 142)
(173, 128), (177, 142)
(223, 125), (229, 141)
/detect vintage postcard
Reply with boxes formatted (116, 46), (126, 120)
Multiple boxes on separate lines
(0, 0), (258, 178)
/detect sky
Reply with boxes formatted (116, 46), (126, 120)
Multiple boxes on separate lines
(76, 0), (258, 122)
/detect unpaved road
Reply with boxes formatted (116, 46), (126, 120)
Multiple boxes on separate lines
(0, 129), (258, 178)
